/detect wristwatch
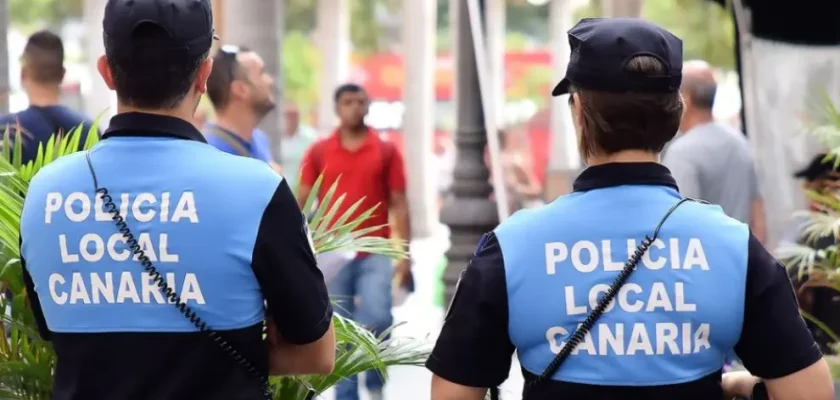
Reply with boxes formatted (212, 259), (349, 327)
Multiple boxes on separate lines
(752, 381), (769, 400)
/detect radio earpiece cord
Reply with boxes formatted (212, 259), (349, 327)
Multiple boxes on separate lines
(491, 197), (702, 400)
(84, 151), (318, 400)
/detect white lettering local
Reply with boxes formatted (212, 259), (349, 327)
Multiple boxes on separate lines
(546, 322), (711, 356)
(48, 271), (205, 305)
(545, 238), (709, 275)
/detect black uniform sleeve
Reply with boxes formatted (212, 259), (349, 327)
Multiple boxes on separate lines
(251, 179), (333, 345)
(19, 235), (51, 341)
(426, 232), (515, 388)
(734, 233), (823, 379)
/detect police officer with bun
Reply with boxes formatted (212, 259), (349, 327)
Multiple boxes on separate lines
(426, 18), (833, 400)
(20, 0), (335, 399)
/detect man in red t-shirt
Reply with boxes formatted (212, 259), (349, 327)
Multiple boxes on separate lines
(296, 83), (409, 400)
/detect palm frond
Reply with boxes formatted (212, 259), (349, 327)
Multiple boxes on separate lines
(0, 121), (423, 399)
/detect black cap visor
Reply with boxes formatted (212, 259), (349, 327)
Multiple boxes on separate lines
(551, 77), (571, 97)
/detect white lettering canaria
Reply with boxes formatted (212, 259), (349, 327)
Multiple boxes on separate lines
(49, 272), (205, 305)
(545, 238), (709, 275)
(45, 191), (198, 224)
(546, 322), (711, 356)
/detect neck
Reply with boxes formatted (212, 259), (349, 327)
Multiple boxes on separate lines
(339, 124), (367, 139)
(26, 84), (61, 107)
(681, 110), (714, 133)
(586, 150), (659, 166)
(116, 103), (195, 122)
(215, 105), (258, 141)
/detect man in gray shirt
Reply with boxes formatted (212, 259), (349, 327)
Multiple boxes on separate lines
(662, 60), (766, 242)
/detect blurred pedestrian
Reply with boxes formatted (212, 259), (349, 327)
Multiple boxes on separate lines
(780, 153), (840, 354)
(204, 45), (282, 173)
(279, 100), (317, 188)
(427, 18), (832, 400)
(297, 83), (409, 400)
(0, 30), (93, 164)
(18, 1), (334, 398)
(661, 60), (766, 243)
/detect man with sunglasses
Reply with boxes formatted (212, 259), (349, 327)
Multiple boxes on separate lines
(205, 45), (282, 173)
(18, 1), (335, 399)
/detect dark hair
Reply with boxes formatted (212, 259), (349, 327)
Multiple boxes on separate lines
(684, 80), (717, 111)
(23, 30), (64, 84)
(573, 56), (683, 160)
(206, 45), (252, 109)
(105, 23), (208, 109)
(333, 83), (365, 104)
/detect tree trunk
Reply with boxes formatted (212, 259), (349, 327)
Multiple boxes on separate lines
(402, 0), (437, 239)
(0, 0), (9, 115)
(83, 0), (114, 126)
(601, 0), (644, 18)
(544, 0), (578, 201)
(315, 0), (350, 135)
(223, 0), (283, 161)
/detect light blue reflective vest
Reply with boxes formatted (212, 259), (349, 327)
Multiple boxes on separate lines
(495, 184), (749, 386)
(21, 136), (280, 333)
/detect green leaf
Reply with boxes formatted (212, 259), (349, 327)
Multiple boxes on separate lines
(0, 112), (420, 399)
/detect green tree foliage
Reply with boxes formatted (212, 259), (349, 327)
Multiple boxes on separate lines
(643, 0), (735, 69)
(282, 32), (320, 114)
(9, 0), (82, 28)
(573, 0), (735, 69)
(284, 0), (317, 33)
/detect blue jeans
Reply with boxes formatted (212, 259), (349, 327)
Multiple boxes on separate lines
(329, 254), (393, 400)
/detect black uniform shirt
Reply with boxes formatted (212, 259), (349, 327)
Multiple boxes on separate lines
(427, 163), (822, 400)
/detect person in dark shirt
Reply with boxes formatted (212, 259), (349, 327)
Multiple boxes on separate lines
(781, 153), (840, 354)
(0, 30), (93, 164)
(18, 1), (334, 399)
(426, 18), (833, 400)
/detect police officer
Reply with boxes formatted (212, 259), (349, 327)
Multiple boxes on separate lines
(20, 1), (335, 399)
(426, 18), (833, 400)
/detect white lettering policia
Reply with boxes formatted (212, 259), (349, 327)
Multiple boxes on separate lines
(544, 238), (711, 356)
(44, 191), (205, 306)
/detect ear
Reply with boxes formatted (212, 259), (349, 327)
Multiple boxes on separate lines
(230, 79), (250, 100)
(59, 67), (66, 83)
(97, 56), (116, 90)
(679, 91), (691, 111)
(194, 57), (213, 94)
(571, 92), (583, 126)
(19, 67), (26, 83)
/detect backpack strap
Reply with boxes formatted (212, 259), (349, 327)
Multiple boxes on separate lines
(205, 125), (251, 158)
(380, 139), (396, 192)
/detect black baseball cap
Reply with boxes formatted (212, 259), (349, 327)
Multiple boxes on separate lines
(552, 18), (682, 97)
(103, 0), (219, 57)
(794, 154), (840, 181)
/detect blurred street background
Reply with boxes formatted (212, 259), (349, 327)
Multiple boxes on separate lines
(2, 0), (840, 398)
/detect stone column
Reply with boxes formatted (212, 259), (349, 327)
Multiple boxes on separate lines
(544, 0), (579, 201)
(440, 0), (498, 305)
(315, 0), (350, 134)
(83, 0), (115, 128)
(487, 0), (505, 128)
(402, 0), (438, 239)
(223, 0), (283, 160)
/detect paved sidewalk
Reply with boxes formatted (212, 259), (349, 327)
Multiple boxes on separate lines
(319, 224), (525, 400)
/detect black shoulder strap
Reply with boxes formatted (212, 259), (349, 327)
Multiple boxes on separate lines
(205, 125), (252, 158)
(507, 197), (706, 400)
(380, 139), (395, 190)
